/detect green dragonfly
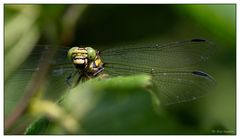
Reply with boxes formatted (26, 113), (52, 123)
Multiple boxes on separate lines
(7, 38), (215, 105)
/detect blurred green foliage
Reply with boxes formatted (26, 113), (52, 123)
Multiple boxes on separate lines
(25, 75), (152, 134)
(4, 4), (235, 135)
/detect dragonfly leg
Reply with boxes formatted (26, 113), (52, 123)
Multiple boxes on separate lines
(74, 73), (85, 87)
(93, 67), (104, 76)
(66, 71), (78, 86)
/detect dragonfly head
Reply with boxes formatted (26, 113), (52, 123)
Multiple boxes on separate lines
(67, 47), (97, 66)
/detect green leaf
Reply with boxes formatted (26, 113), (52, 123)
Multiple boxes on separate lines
(25, 74), (152, 134)
(25, 116), (50, 135)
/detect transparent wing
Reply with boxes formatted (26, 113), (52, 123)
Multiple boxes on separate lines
(4, 44), (73, 75)
(101, 39), (214, 70)
(152, 71), (215, 105)
(19, 45), (73, 73)
(103, 62), (215, 105)
(5, 45), (74, 105)
(101, 39), (215, 105)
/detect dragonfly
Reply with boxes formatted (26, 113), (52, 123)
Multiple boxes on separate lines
(6, 38), (215, 105)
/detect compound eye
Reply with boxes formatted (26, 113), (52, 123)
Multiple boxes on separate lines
(67, 47), (78, 61)
(86, 47), (96, 60)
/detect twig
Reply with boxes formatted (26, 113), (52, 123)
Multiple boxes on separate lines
(5, 45), (57, 131)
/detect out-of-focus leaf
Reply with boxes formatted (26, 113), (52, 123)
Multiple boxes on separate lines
(25, 74), (152, 134)
(176, 5), (235, 45)
(5, 5), (41, 79)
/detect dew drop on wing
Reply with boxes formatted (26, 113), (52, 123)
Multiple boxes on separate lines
(151, 68), (154, 74)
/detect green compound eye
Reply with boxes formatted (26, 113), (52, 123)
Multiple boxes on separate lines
(67, 47), (78, 61)
(86, 47), (96, 60)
